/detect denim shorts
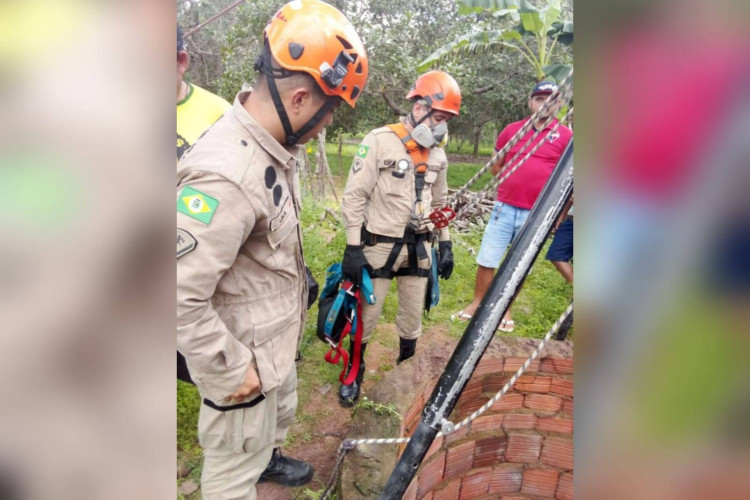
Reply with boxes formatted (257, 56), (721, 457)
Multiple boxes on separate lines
(476, 202), (530, 268)
(546, 218), (574, 262)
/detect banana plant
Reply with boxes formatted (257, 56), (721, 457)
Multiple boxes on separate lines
(418, 0), (572, 81)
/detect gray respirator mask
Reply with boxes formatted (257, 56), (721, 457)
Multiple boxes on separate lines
(410, 121), (448, 149)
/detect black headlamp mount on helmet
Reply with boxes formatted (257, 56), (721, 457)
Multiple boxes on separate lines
(320, 50), (354, 89)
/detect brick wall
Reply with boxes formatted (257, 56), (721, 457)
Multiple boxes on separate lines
(400, 353), (573, 500)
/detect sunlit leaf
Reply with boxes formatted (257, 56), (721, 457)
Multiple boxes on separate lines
(519, 0), (543, 33)
(542, 64), (572, 82)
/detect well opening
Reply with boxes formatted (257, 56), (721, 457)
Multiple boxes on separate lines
(340, 336), (573, 500)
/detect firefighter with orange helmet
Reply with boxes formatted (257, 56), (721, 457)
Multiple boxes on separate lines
(176, 1), (368, 497)
(339, 71), (461, 406)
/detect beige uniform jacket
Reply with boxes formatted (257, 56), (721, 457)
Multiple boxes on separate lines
(177, 92), (306, 405)
(341, 122), (451, 245)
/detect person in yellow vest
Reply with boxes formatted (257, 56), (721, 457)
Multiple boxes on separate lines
(338, 71), (461, 406)
(177, 1), (368, 496)
(176, 25), (231, 161)
(176, 25), (232, 384)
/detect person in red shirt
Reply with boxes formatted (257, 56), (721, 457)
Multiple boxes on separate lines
(452, 81), (572, 331)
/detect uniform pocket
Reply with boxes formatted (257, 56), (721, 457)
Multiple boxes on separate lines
(240, 395), (275, 455)
(198, 399), (245, 452)
(198, 391), (275, 455)
(252, 300), (298, 346)
(424, 170), (438, 184)
(267, 209), (297, 250)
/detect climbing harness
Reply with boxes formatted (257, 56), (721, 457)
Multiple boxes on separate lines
(386, 121), (431, 230)
(363, 226), (432, 279)
(319, 303), (574, 500)
(316, 263), (375, 385)
(353, 121), (439, 284)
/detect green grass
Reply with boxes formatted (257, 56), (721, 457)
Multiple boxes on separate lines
(444, 140), (496, 157)
(307, 140), (495, 179)
(446, 162), (494, 191)
(176, 151), (572, 495)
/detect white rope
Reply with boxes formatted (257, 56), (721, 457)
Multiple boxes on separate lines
(320, 304), (573, 499)
(445, 69), (574, 207)
(453, 106), (574, 223)
(343, 302), (573, 448)
(437, 302), (573, 434)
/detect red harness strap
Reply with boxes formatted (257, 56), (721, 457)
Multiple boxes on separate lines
(323, 287), (364, 385)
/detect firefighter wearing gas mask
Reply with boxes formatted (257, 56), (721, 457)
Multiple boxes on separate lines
(339, 71), (461, 407)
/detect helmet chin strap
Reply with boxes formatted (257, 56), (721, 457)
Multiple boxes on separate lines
(257, 42), (337, 146)
(408, 107), (435, 128)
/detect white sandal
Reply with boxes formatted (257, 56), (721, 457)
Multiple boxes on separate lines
(450, 310), (472, 322)
(498, 319), (515, 332)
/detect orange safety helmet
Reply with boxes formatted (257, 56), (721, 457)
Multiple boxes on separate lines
(265, 0), (369, 108)
(406, 70), (462, 116)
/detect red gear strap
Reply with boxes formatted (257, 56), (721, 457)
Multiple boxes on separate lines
(323, 286), (363, 385)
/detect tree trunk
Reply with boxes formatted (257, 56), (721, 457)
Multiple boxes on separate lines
(314, 152), (323, 200)
(472, 127), (482, 158)
(338, 132), (343, 176)
(298, 148), (312, 198)
(316, 129), (338, 202)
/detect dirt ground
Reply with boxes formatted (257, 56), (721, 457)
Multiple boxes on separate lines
(256, 324), (456, 500)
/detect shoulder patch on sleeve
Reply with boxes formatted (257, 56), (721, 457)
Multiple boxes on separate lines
(177, 228), (197, 258)
(178, 186), (219, 224)
(351, 157), (364, 173)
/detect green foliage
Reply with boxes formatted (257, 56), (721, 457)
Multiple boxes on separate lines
(420, 0), (573, 81)
(177, 381), (202, 458)
(354, 397), (402, 421)
(180, 0), (550, 153)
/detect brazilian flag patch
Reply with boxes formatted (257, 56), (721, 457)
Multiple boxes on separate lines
(178, 186), (219, 225)
(355, 145), (370, 158)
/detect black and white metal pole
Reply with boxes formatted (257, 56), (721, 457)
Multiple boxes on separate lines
(379, 140), (574, 499)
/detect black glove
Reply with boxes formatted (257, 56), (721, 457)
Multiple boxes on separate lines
(342, 244), (372, 286)
(305, 266), (319, 310)
(437, 241), (454, 280)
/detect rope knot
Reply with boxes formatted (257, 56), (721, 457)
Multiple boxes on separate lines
(440, 418), (455, 434)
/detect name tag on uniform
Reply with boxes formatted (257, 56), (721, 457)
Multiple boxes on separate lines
(270, 196), (293, 232)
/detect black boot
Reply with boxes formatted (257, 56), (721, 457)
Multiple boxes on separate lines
(257, 447), (314, 487)
(396, 337), (417, 365)
(339, 342), (367, 408)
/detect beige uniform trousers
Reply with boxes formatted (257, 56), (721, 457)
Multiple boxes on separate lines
(199, 367), (298, 499)
(361, 241), (431, 343)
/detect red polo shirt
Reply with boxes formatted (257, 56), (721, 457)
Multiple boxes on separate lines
(495, 118), (572, 209)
